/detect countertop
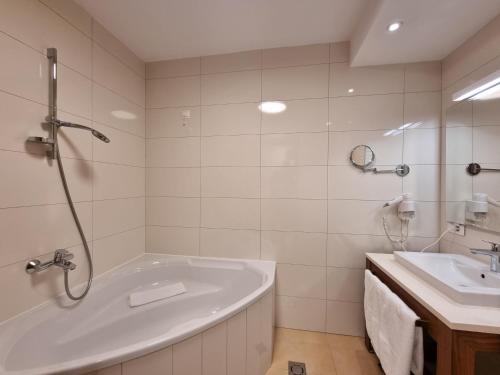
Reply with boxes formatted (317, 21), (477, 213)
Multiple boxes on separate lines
(366, 253), (500, 334)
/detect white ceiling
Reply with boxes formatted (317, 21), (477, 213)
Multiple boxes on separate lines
(75, 0), (500, 65)
(350, 0), (500, 66)
(75, 0), (366, 62)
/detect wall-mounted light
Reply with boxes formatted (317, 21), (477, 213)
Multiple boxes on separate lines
(453, 69), (500, 101)
(259, 101), (286, 114)
(387, 21), (403, 32)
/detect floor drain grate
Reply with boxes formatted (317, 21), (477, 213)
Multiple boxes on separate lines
(288, 361), (306, 375)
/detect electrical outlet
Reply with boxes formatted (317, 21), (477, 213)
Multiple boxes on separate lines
(447, 222), (465, 236)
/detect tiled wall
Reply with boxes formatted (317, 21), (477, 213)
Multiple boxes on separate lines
(145, 43), (442, 335)
(441, 14), (500, 255)
(85, 292), (273, 375)
(0, 0), (145, 322)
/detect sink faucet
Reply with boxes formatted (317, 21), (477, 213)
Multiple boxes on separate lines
(25, 249), (76, 274)
(470, 241), (500, 273)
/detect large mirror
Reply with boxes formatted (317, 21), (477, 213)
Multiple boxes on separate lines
(445, 92), (500, 233)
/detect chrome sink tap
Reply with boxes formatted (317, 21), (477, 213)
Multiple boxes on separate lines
(26, 249), (76, 274)
(470, 241), (500, 273)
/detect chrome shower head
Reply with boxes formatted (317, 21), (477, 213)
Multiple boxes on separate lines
(54, 120), (111, 143)
(91, 129), (110, 143)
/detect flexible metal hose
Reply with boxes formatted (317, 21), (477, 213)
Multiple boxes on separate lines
(55, 129), (93, 300)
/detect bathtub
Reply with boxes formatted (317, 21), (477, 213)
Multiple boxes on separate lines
(0, 254), (275, 375)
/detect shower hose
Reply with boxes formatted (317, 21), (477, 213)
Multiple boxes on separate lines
(55, 129), (93, 300)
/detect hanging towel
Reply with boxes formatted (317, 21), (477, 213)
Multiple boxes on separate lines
(364, 270), (423, 375)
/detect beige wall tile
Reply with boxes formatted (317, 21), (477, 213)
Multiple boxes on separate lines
(262, 44), (329, 68)
(326, 301), (364, 336)
(92, 21), (145, 78)
(201, 70), (261, 105)
(261, 166), (327, 199)
(201, 50), (261, 74)
(93, 124), (145, 167)
(201, 166), (260, 198)
(147, 58), (200, 79)
(40, 0), (92, 36)
(201, 103), (260, 136)
(147, 107), (200, 138)
(201, 135), (260, 166)
(93, 43), (145, 106)
(277, 264), (326, 299)
(261, 98), (328, 134)
(147, 76), (200, 108)
(201, 198), (260, 230)
(328, 166), (402, 201)
(403, 127), (440, 164)
(331, 62), (404, 97)
(147, 137), (200, 167)
(0, 0), (91, 77)
(123, 346), (172, 375)
(147, 167), (200, 197)
(405, 62), (442, 92)
(404, 92), (441, 129)
(0, 151), (92, 208)
(261, 231), (327, 266)
(261, 198), (327, 233)
(173, 335), (202, 375)
(473, 126), (500, 163)
(261, 133), (328, 166)
(403, 165), (440, 201)
(326, 268), (364, 302)
(328, 199), (400, 235)
(0, 202), (91, 268)
(276, 296), (326, 332)
(200, 228), (260, 259)
(331, 94), (403, 131)
(93, 84), (146, 137)
(330, 41), (350, 63)
(0, 32), (48, 104)
(147, 197), (200, 227)
(93, 227), (144, 275)
(327, 234), (393, 268)
(93, 197), (145, 240)
(262, 64), (329, 100)
(146, 226), (199, 256)
(93, 163), (145, 200)
(58, 64), (92, 119)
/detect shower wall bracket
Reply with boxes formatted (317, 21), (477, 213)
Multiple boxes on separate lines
(26, 47), (58, 159)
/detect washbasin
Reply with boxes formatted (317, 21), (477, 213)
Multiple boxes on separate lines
(394, 252), (500, 307)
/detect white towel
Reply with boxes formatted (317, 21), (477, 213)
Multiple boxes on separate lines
(129, 282), (186, 307)
(364, 270), (423, 375)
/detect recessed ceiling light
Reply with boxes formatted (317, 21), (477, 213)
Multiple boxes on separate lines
(387, 21), (402, 32)
(348, 88), (354, 93)
(111, 110), (137, 120)
(259, 101), (286, 114)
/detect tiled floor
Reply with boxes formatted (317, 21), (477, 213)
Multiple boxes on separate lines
(266, 328), (384, 375)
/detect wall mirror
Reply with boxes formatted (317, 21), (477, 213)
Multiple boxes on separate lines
(445, 91), (500, 233)
(350, 145), (410, 176)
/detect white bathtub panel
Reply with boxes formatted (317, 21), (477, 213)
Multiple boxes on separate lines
(173, 335), (202, 375)
(227, 310), (247, 375)
(202, 323), (227, 375)
(246, 300), (264, 375)
(122, 347), (172, 375)
(87, 364), (122, 375)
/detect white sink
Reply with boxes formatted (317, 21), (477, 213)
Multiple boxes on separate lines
(394, 252), (500, 307)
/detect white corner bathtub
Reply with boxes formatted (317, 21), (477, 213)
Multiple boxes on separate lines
(0, 254), (276, 375)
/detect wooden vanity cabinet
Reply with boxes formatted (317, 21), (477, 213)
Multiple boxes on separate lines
(365, 258), (500, 375)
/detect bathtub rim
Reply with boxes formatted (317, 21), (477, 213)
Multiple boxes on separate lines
(0, 253), (276, 375)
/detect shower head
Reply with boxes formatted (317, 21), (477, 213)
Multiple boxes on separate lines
(91, 129), (111, 143)
(54, 120), (110, 143)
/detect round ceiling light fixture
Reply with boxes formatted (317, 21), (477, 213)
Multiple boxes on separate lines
(387, 21), (403, 32)
(258, 101), (286, 114)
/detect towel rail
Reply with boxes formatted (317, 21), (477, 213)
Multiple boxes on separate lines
(415, 319), (427, 327)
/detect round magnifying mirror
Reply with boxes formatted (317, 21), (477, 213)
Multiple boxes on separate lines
(350, 145), (375, 169)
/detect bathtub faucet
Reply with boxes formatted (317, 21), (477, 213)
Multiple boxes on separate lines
(25, 249), (77, 274)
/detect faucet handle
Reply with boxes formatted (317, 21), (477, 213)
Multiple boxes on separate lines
(54, 249), (74, 261)
(482, 240), (500, 251)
